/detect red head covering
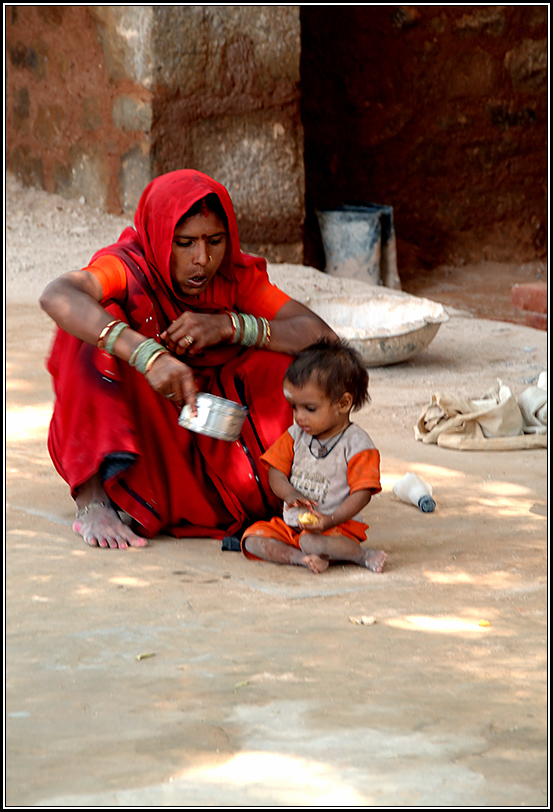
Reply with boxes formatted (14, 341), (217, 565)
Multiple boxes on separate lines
(92, 169), (266, 320)
(133, 169), (248, 286)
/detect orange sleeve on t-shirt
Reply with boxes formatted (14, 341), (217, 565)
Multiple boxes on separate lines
(347, 449), (382, 495)
(83, 255), (128, 302)
(259, 429), (295, 476)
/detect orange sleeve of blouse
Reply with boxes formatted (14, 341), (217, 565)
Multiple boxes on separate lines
(347, 449), (382, 495)
(232, 262), (291, 319)
(83, 255), (128, 302)
(259, 429), (295, 476)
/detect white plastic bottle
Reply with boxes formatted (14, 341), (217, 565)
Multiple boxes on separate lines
(393, 472), (436, 512)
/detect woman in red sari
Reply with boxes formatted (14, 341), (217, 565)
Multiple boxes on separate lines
(40, 169), (335, 549)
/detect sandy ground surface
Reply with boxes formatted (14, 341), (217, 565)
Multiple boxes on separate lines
(5, 174), (549, 807)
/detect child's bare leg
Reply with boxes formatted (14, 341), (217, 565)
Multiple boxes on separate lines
(243, 535), (318, 569)
(299, 533), (386, 573)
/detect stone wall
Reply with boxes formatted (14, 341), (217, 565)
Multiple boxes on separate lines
(5, 5), (304, 261)
(6, 6), (153, 214)
(6, 5), (547, 270)
(150, 6), (304, 262)
(301, 5), (548, 273)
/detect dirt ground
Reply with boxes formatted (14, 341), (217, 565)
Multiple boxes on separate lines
(5, 175), (548, 806)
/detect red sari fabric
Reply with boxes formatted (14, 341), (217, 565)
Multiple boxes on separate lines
(46, 170), (293, 539)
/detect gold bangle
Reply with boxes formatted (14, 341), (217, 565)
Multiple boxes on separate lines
(104, 322), (128, 355)
(144, 348), (168, 375)
(97, 320), (120, 350)
(262, 320), (271, 348)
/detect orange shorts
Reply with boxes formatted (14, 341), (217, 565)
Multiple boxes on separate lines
(241, 516), (369, 560)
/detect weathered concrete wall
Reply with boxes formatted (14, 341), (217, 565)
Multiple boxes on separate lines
(5, 5), (304, 261)
(301, 5), (548, 274)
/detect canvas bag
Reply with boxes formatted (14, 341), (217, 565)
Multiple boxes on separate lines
(415, 374), (547, 450)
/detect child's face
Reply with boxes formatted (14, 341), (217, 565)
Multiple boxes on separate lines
(283, 377), (352, 440)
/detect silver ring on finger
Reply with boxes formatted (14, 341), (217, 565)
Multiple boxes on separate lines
(166, 392), (175, 399)
(183, 334), (195, 348)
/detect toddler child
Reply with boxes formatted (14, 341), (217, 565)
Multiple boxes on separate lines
(242, 338), (386, 573)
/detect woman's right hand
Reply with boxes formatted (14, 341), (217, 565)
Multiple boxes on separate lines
(144, 352), (198, 414)
(161, 311), (233, 355)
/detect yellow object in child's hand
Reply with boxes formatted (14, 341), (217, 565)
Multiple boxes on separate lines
(299, 512), (318, 525)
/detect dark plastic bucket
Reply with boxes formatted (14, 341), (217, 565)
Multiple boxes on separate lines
(316, 204), (401, 289)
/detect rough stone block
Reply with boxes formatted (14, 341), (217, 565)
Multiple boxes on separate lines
(7, 146), (44, 188)
(189, 109), (305, 244)
(89, 6), (154, 88)
(488, 104), (538, 130)
(445, 50), (498, 98)
(454, 8), (506, 35)
(505, 39), (547, 93)
(112, 95), (152, 132)
(241, 241), (303, 264)
(391, 6), (421, 30)
(152, 6), (300, 95)
(12, 87), (30, 131)
(9, 39), (49, 80)
(511, 282), (548, 314)
(81, 97), (102, 131)
(37, 6), (65, 27)
(55, 144), (109, 209)
(120, 140), (152, 214)
(33, 103), (66, 148)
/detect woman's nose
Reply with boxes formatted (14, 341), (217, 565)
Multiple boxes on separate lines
(194, 239), (209, 266)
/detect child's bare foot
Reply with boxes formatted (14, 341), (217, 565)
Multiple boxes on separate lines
(302, 554), (330, 574)
(73, 503), (148, 549)
(360, 548), (386, 573)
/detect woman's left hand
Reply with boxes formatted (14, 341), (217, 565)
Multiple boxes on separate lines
(161, 312), (233, 355)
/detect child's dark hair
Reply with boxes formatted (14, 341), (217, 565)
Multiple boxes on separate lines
(284, 337), (370, 411)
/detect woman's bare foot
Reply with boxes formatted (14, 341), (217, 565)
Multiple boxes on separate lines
(73, 503), (148, 549)
(360, 548), (387, 573)
(302, 554), (330, 574)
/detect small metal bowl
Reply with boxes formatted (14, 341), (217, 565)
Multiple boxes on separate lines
(178, 392), (248, 442)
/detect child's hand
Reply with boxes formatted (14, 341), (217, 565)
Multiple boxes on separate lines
(286, 496), (318, 510)
(298, 508), (332, 533)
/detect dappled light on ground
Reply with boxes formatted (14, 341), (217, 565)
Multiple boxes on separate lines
(6, 377), (35, 393)
(6, 405), (52, 442)
(468, 481), (537, 518)
(423, 569), (521, 588)
(382, 464), (460, 489)
(381, 462), (542, 524)
(385, 615), (496, 635)
(175, 751), (367, 806)
(109, 575), (151, 588)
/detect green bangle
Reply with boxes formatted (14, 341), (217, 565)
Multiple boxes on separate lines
(129, 338), (168, 376)
(104, 321), (128, 355)
(241, 314), (259, 347)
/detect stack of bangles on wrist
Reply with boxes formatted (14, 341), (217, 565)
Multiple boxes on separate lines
(129, 338), (169, 375)
(98, 321), (169, 374)
(228, 312), (271, 348)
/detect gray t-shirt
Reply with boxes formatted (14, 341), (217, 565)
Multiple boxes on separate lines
(278, 422), (381, 528)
